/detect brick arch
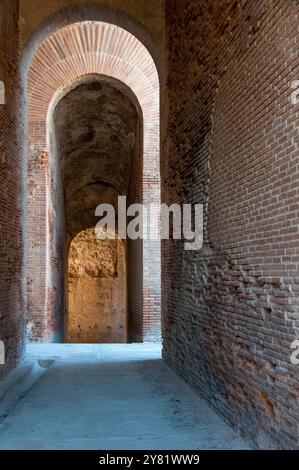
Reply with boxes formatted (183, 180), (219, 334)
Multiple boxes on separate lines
(24, 14), (161, 343)
(27, 21), (159, 150)
(28, 21), (159, 140)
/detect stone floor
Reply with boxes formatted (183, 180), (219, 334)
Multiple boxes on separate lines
(0, 344), (251, 450)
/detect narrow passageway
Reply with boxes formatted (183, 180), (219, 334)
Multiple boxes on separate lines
(2, 1), (299, 452)
(0, 345), (250, 450)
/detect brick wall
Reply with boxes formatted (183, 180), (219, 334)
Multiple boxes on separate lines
(164, 0), (299, 449)
(0, 0), (25, 375)
(127, 103), (144, 343)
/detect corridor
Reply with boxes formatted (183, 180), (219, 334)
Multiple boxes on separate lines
(1, 0), (299, 452)
(0, 344), (250, 450)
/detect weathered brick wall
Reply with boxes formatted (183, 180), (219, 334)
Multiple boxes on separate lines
(0, 0), (25, 375)
(127, 107), (144, 343)
(164, 0), (299, 449)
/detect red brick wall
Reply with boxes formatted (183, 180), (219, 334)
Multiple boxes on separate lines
(0, 0), (25, 374)
(164, 0), (299, 449)
(128, 98), (161, 343)
(128, 106), (144, 342)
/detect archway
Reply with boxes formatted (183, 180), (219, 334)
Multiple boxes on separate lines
(67, 228), (127, 343)
(52, 75), (141, 343)
(22, 8), (162, 343)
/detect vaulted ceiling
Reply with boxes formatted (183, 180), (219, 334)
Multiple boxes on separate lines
(53, 79), (139, 241)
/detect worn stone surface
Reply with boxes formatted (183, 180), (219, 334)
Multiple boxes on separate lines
(0, 344), (251, 450)
(67, 228), (127, 343)
(164, 0), (299, 450)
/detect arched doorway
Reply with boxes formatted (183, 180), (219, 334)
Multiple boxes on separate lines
(51, 75), (141, 343)
(22, 8), (162, 343)
(67, 228), (127, 343)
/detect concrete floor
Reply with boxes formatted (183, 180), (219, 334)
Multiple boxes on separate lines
(0, 344), (250, 450)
